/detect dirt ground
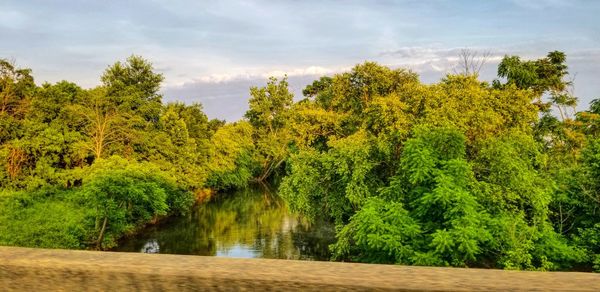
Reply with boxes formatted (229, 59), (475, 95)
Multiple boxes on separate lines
(1, 246), (599, 291)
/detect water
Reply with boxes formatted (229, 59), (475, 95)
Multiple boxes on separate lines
(114, 185), (336, 260)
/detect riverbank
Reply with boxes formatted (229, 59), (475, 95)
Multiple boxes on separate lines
(0, 161), (205, 251)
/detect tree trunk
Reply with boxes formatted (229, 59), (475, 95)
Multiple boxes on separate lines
(96, 216), (108, 250)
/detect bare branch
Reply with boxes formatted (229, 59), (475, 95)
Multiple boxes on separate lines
(453, 48), (491, 76)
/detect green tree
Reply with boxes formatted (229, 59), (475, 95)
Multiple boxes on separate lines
(0, 59), (34, 117)
(70, 87), (124, 160)
(206, 122), (255, 190)
(245, 77), (294, 181)
(280, 130), (378, 224)
(82, 156), (191, 249)
(332, 127), (490, 267)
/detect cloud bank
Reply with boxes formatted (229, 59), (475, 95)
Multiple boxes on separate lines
(0, 0), (598, 120)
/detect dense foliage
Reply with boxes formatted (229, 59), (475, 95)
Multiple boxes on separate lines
(278, 53), (600, 271)
(0, 56), (254, 249)
(2, 51), (600, 272)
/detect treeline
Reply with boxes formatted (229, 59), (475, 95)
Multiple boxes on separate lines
(0, 56), (257, 249)
(241, 51), (600, 271)
(2, 51), (600, 271)
(275, 52), (600, 271)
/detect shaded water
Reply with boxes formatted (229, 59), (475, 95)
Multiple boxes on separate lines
(114, 185), (336, 260)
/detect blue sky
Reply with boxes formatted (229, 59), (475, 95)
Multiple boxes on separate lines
(1, 0), (599, 120)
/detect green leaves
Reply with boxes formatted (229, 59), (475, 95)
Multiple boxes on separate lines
(244, 77), (294, 181)
(2, 52), (599, 271)
(431, 230), (454, 255)
(0, 56), (209, 251)
(0, 188), (88, 249)
(497, 51), (569, 95)
(82, 156), (193, 248)
(402, 145), (435, 185)
(401, 127), (489, 266)
(331, 197), (420, 264)
(245, 76), (293, 130)
(280, 131), (377, 224)
(101, 55), (164, 102)
(311, 126), (490, 266)
(278, 59), (586, 270)
(206, 121), (255, 190)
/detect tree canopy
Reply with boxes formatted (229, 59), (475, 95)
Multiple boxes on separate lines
(2, 51), (600, 272)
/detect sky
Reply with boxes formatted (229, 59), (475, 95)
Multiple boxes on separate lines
(1, 0), (599, 121)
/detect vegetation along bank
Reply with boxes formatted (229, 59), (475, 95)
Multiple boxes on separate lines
(2, 51), (600, 271)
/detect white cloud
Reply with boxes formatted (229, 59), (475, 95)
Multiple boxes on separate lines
(173, 65), (349, 86)
(379, 46), (505, 75)
(1, 0), (598, 119)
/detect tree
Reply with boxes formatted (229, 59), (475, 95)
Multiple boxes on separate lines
(288, 101), (343, 151)
(0, 59), (34, 117)
(453, 48), (491, 76)
(245, 76), (293, 131)
(206, 122), (255, 190)
(496, 51), (574, 113)
(0, 60), (34, 147)
(497, 51), (568, 93)
(575, 99), (600, 137)
(82, 157), (190, 249)
(245, 77), (294, 181)
(163, 102), (210, 141)
(71, 87), (123, 160)
(331, 127), (490, 267)
(302, 76), (334, 109)
(1, 80), (85, 188)
(571, 138), (600, 255)
(317, 62), (419, 128)
(2, 51), (599, 271)
(101, 55), (164, 101)
(422, 74), (538, 144)
(101, 55), (164, 123)
(280, 130), (377, 224)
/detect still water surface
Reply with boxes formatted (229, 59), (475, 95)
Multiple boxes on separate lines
(114, 185), (336, 260)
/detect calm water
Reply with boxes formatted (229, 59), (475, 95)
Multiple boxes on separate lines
(114, 185), (336, 260)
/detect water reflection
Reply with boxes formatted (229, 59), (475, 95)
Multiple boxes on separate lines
(114, 185), (336, 260)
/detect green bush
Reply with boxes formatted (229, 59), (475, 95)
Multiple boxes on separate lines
(0, 188), (89, 249)
(82, 156), (194, 249)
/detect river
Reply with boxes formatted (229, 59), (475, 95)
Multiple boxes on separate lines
(114, 185), (336, 260)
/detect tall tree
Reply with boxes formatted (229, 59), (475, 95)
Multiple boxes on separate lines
(245, 77), (293, 181)
(70, 87), (123, 160)
(496, 51), (574, 114)
(0, 59), (34, 117)
(101, 55), (164, 123)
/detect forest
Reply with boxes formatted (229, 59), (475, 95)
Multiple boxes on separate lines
(1, 51), (600, 271)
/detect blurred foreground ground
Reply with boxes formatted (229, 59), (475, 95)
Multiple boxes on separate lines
(1, 246), (599, 291)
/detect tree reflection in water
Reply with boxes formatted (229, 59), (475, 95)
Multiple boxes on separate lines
(114, 185), (336, 260)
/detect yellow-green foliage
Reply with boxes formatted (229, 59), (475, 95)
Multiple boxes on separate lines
(422, 75), (538, 143)
(280, 55), (594, 270)
(2, 51), (600, 272)
(206, 121), (255, 189)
